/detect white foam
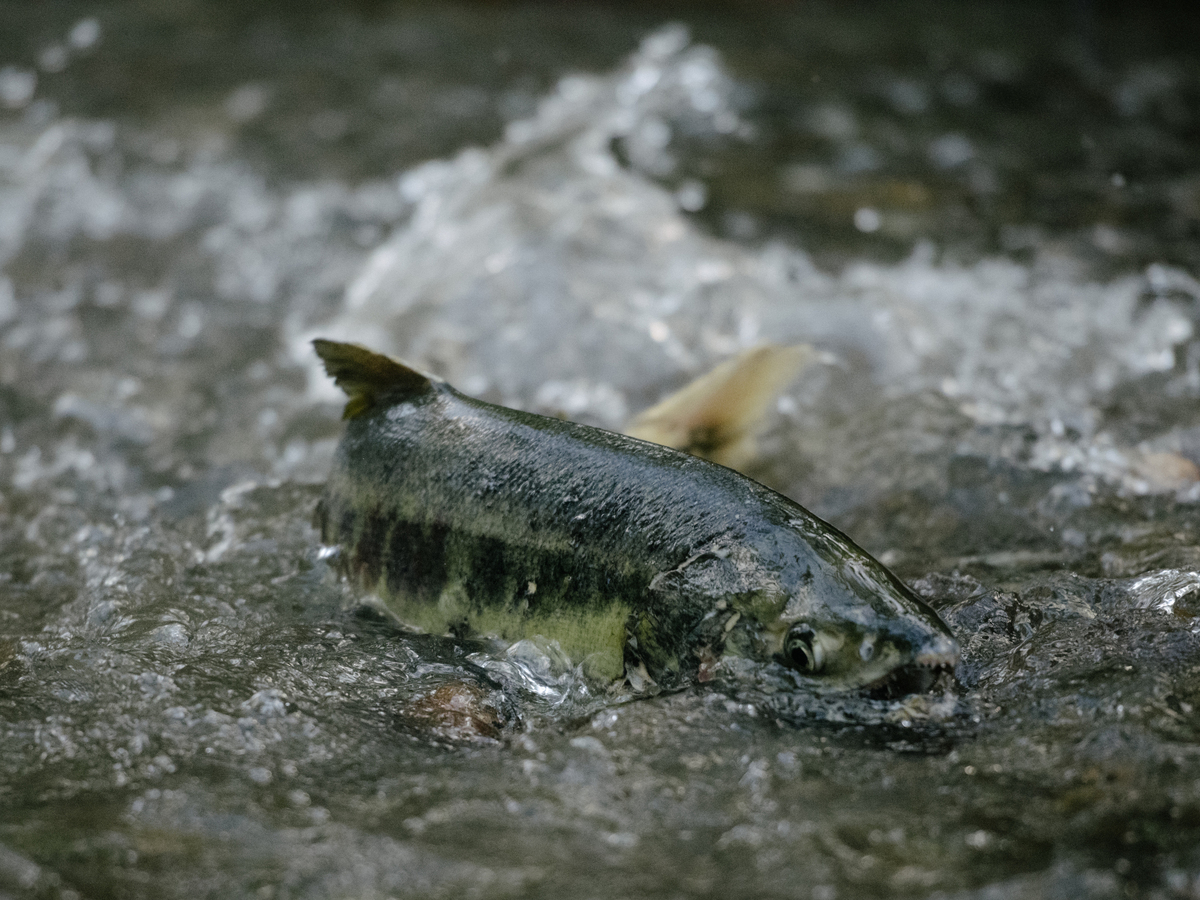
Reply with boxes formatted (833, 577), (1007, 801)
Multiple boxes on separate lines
(310, 27), (1198, 495)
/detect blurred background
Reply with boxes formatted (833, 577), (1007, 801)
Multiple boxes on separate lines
(4, 1), (1198, 269)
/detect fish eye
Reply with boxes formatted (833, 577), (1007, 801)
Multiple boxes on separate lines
(784, 624), (824, 673)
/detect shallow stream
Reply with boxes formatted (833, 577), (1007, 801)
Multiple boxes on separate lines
(3, 3), (1200, 898)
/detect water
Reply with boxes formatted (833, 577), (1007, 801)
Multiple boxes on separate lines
(2, 3), (1200, 898)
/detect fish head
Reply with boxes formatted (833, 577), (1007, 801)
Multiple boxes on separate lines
(747, 518), (959, 694)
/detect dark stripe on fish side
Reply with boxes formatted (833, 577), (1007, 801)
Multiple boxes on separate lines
(322, 485), (701, 670)
(465, 533), (510, 604)
(316, 497), (392, 593)
(311, 496), (354, 551)
(383, 511), (655, 618)
(439, 527), (642, 614)
(350, 504), (392, 589)
(337, 505), (356, 550)
(385, 519), (450, 604)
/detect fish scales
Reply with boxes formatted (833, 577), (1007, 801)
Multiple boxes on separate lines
(319, 397), (740, 680)
(314, 339), (959, 693)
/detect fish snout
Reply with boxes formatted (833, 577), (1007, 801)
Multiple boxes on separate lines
(913, 633), (959, 671)
(864, 631), (959, 698)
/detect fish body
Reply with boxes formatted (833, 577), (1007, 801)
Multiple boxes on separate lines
(314, 339), (958, 693)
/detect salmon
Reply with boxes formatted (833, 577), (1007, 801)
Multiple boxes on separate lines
(313, 339), (958, 693)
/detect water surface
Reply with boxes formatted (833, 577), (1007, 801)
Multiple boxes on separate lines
(2, 3), (1200, 898)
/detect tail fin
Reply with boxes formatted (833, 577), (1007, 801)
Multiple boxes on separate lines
(626, 344), (817, 469)
(312, 339), (437, 419)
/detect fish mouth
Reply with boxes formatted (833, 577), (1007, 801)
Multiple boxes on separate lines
(866, 636), (959, 699)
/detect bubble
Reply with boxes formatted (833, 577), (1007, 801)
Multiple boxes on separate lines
(38, 44), (69, 73)
(853, 207), (882, 233)
(67, 18), (102, 50)
(886, 78), (929, 115)
(0, 67), (36, 109)
(226, 84), (272, 123)
(928, 133), (974, 168)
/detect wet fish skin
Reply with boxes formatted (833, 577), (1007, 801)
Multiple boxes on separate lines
(314, 339), (959, 692)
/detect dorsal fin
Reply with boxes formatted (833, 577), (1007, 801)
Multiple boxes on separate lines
(312, 338), (437, 420)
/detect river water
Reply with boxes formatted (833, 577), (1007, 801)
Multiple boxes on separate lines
(2, 3), (1200, 898)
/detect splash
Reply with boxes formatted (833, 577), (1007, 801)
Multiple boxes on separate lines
(309, 26), (1199, 501)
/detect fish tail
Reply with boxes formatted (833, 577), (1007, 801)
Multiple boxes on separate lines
(625, 343), (818, 468)
(312, 338), (438, 419)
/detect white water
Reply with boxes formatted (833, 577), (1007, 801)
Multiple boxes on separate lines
(3, 10), (1200, 900)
